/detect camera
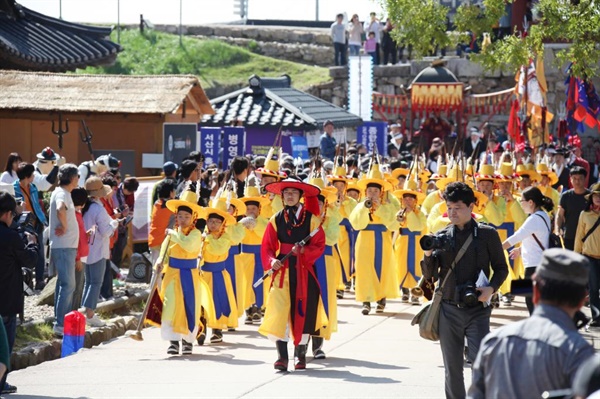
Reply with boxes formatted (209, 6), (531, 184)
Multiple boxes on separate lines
(456, 283), (481, 307)
(420, 233), (453, 251)
(16, 211), (36, 237)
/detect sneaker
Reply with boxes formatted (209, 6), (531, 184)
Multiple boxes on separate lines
(2, 382), (17, 394)
(227, 328), (236, 332)
(361, 302), (371, 315)
(252, 312), (262, 322)
(52, 325), (64, 337)
(210, 330), (223, 343)
(401, 294), (409, 303)
(86, 315), (106, 328)
(313, 349), (326, 359)
(336, 290), (344, 299)
(244, 315), (253, 325)
(410, 296), (420, 305)
(344, 282), (351, 292)
(589, 320), (600, 328)
(502, 295), (512, 306)
(376, 298), (386, 313)
(167, 341), (179, 355)
(491, 293), (500, 309)
(181, 340), (193, 355)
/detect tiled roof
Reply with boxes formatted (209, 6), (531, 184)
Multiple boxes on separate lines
(0, 1), (122, 72)
(202, 75), (362, 130)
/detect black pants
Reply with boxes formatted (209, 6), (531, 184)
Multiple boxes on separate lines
(564, 238), (575, 251)
(525, 267), (536, 315)
(439, 301), (491, 399)
(288, 260), (319, 336)
(333, 42), (347, 66)
(0, 314), (17, 389)
(586, 256), (600, 322)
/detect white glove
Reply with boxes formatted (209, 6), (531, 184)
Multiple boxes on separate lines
(57, 156), (66, 166)
(110, 219), (119, 229)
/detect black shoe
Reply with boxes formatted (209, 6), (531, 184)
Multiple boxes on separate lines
(2, 382), (17, 394)
(167, 341), (179, 355)
(361, 302), (371, 315)
(181, 339), (193, 355)
(227, 328), (236, 332)
(312, 337), (326, 359)
(336, 290), (344, 299)
(210, 329), (223, 343)
(244, 315), (253, 325)
(197, 331), (206, 346)
(274, 340), (289, 371)
(589, 320), (600, 328)
(294, 344), (307, 370)
(344, 281), (351, 292)
(35, 281), (46, 291)
(252, 311), (262, 322)
(376, 298), (386, 313)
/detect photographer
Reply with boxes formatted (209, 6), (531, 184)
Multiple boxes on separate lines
(0, 192), (38, 395)
(421, 182), (508, 399)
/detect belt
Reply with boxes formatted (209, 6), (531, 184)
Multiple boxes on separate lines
(442, 299), (483, 309)
(168, 257), (197, 332)
(362, 224), (387, 281)
(241, 244), (265, 308)
(202, 260), (231, 319)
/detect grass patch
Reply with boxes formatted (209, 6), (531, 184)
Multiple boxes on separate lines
(78, 29), (330, 90)
(14, 323), (54, 351)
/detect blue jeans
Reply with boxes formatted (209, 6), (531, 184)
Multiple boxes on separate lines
(51, 248), (77, 327)
(586, 256), (600, 322)
(82, 259), (107, 311)
(35, 223), (46, 284)
(349, 44), (361, 56)
(0, 314), (17, 388)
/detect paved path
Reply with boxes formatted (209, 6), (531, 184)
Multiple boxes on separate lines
(8, 293), (592, 399)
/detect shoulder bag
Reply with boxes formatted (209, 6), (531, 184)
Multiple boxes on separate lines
(411, 233), (474, 341)
(532, 213), (563, 249)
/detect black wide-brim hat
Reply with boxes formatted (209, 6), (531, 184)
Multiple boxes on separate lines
(265, 178), (321, 197)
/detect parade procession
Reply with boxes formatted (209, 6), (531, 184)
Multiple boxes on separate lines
(2, 0), (600, 398)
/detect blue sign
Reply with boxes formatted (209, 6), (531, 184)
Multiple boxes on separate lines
(358, 121), (387, 156)
(290, 136), (309, 160)
(200, 127), (220, 167)
(222, 127), (246, 168)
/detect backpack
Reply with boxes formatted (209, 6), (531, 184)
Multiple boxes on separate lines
(532, 213), (563, 250)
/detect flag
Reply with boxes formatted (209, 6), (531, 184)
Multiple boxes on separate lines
(565, 64), (600, 133)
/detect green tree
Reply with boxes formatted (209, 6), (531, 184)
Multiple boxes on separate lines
(383, 0), (600, 79)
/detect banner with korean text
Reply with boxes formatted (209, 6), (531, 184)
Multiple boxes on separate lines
(200, 127), (221, 167)
(289, 136), (309, 160)
(222, 127), (246, 168)
(357, 121), (387, 155)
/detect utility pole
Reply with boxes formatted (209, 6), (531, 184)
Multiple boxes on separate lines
(59, 0), (62, 19)
(315, 0), (319, 21)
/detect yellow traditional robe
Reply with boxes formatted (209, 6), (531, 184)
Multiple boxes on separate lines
(158, 228), (215, 342)
(239, 215), (270, 310)
(336, 197), (358, 289)
(200, 231), (239, 330)
(422, 189), (444, 215)
(394, 208), (427, 290)
(349, 197), (401, 303)
(496, 194), (527, 293)
(473, 194), (506, 227)
(226, 223), (247, 318)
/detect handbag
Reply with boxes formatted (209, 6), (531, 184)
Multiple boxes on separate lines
(532, 213), (563, 249)
(411, 234), (474, 341)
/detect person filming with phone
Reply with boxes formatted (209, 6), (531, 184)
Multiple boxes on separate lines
(421, 182), (508, 399)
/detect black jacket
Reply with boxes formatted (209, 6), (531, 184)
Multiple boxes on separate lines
(0, 221), (38, 315)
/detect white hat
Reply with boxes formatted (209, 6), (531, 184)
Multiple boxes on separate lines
(470, 127), (481, 137)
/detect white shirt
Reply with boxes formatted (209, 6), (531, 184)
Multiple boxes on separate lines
(49, 186), (79, 249)
(506, 210), (551, 268)
(0, 171), (18, 184)
(364, 20), (381, 42)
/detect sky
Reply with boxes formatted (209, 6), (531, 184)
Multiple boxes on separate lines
(18, 0), (386, 25)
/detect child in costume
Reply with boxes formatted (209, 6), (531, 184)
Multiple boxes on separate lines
(155, 191), (212, 355)
(199, 200), (238, 344)
(349, 160), (401, 315)
(259, 178), (326, 371)
(238, 186), (271, 324)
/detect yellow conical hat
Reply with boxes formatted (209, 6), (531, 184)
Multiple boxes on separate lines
(476, 164), (497, 182)
(536, 163), (558, 186)
(239, 185), (270, 206)
(327, 165), (351, 182)
(391, 167), (410, 180)
(495, 162), (517, 182)
(166, 190), (204, 219)
(393, 178), (426, 203)
(256, 147), (287, 179)
(516, 163), (541, 182)
(309, 177), (338, 203)
(431, 164), (448, 180)
(435, 163), (464, 190)
(202, 198), (236, 226)
(215, 188), (247, 216)
(357, 163), (393, 192)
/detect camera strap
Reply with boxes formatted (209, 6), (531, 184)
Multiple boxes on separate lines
(439, 233), (473, 291)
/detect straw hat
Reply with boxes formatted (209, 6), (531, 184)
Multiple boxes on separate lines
(435, 163), (463, 190)
(166, 190), (204, 219)
(393, 178), (426, 204)
(239, 186), (270, 207)
(200, 198), (236, 226)
(346, 179), (361, 195)
(84, 176), (111, 198)
(585, 183), (600, 200)
(265, 178), (321, 197)
(384, 173), (399, 189)
(391, 167), (410, 180)
(255, 147), (287, 179)
(516, 163), (541, 182)
(357, 163), (393, 192)
(536, 163), (558, 186)
(494, 163), (518, 182)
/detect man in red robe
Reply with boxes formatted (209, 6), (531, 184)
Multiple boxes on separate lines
(258, 178), (326, 371)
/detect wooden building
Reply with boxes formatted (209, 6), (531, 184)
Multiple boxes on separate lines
(0, 71), (213, 176)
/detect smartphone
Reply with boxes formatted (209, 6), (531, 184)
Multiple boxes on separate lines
(511, 279), (533, 297)
(123, 215), (133, 225)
